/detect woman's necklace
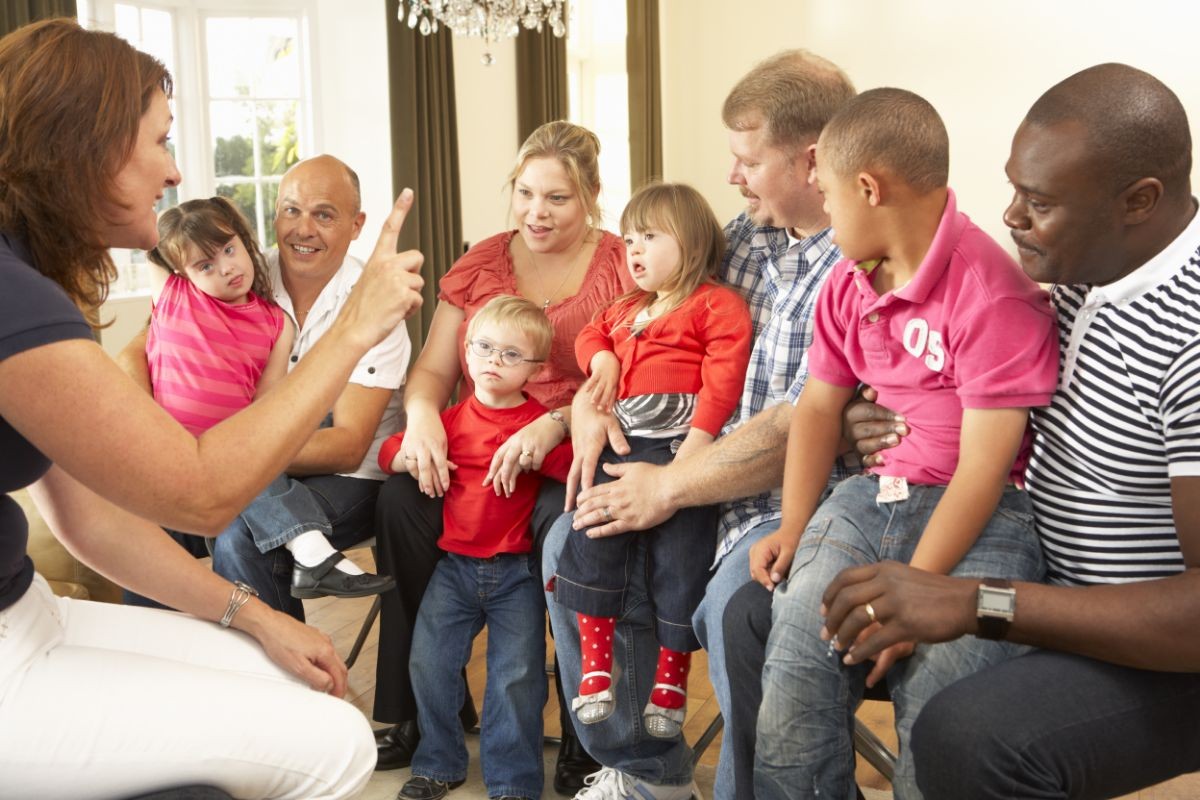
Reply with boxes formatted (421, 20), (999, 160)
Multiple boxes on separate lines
(527, 232), (591, 312)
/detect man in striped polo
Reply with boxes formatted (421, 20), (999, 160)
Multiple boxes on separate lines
(827, 63), (1200, 797)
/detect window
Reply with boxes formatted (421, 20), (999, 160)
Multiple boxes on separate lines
(80, 1), (312, 296)
(567, 0), (630, 233)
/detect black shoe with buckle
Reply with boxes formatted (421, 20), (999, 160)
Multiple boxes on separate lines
(553, 728), (601, 796)
(397, 776), (464, 800)
(290, 552), (396, 599)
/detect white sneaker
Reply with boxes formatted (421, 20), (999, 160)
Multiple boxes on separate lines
(572, 767), (701, 800)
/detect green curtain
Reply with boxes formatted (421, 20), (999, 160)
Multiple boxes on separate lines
(516, 27), (568, 144)
(0, 0), (77, 38)
(387, 2), (463, 354)
(626, 0), (662, 191)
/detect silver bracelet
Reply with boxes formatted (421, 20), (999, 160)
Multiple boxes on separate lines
(218, 580), (258, 628)
(548, 409), (570, 437)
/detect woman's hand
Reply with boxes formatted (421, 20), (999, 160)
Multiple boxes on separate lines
(583, 351), (620, 413)
(485, 412), (566, 497)
(399, 405), (456, 497)
(239, 602), (349, 696)
(334, 190), (425, 352)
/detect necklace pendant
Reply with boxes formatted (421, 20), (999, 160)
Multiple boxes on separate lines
(543, 298), (551, 311)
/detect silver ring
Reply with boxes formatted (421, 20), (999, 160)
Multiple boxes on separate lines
(864, 601), (878, 624)
(602, 506), (613, 522)
(403, 455), (417, 462)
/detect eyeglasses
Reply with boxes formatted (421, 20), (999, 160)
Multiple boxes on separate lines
(468, 339), (544, 367)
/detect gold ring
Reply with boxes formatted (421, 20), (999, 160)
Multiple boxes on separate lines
(520, 450), (532, 459)
(864, 601), (878, 624)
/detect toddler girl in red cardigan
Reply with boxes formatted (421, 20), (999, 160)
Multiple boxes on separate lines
(552, 182), (751, 738)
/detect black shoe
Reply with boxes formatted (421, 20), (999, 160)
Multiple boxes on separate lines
(290, 552), (396, 599)
(376, 720), (420, 771)
(397, 776), (464, 800)
(553, 728), (601, 796)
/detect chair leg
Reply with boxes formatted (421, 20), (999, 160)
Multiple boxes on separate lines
(853, 716), (896, 782)
(345, 595), (381, 669)
(691, 713), (724, 766)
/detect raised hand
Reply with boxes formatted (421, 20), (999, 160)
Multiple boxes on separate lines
(337, 189), (425, 350)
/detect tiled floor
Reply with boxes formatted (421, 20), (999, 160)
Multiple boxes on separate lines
(317, 551), (1200, 799)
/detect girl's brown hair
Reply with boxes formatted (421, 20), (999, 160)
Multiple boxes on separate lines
(613, 182), (726, 326)
(0, 18), (172, 314)
(148, 197), (274, 301)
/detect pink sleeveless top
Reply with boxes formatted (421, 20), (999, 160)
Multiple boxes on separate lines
(146, 274), (285, 436)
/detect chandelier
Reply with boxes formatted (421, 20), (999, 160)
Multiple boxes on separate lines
(400, 1), (568, 64)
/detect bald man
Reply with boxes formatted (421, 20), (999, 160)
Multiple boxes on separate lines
(828, 63), (1200, 797)
(205, 155), (412, 619)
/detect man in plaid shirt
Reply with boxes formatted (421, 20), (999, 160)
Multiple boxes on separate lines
(547, 50), (857, 800)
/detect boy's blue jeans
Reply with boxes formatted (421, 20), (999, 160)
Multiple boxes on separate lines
(554, 436), (716, 652)
(410, 552), (547, 799)
(755, 475), (1045, 800)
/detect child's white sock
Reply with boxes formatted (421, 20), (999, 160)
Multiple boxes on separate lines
(285, 530), (365, 575)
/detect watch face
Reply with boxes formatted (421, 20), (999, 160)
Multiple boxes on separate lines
(979, 587), (1016, 615)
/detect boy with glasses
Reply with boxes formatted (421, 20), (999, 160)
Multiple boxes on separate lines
(379, 295), (572, 800)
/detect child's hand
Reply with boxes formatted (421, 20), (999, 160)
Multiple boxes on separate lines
(863, 639), (915, 688)
(584, 351), (620, 413)
(749, 528), (801, 591)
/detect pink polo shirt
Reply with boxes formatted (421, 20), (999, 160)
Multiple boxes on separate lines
(807, 190), (1058, 485)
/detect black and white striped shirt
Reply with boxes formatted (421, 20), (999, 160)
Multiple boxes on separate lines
(1026, 214), (1200, 585)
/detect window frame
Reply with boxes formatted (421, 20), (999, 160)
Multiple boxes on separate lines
(82, 0), (317, 295)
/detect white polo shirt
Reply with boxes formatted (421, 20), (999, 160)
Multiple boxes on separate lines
(267, 249), (411, 481)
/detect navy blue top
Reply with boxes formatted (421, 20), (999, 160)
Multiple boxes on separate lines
(0, 233), (93, 611)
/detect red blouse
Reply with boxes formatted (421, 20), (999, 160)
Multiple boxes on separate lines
(438, 230), (632, 409)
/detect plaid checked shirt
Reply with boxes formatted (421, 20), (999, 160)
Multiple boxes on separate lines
(712, 212), (850, 565)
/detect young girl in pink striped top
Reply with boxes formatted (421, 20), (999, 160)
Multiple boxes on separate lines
(143, 197), (393, 602)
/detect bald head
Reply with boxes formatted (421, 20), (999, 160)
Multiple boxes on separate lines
(1025, 63), (1192, 199)
(281, 154), (362, 213)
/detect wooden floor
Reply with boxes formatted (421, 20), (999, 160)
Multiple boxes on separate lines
(314, 550), (1200, 799)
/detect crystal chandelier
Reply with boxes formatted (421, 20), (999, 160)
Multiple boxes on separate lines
(400, 1), (568, 65)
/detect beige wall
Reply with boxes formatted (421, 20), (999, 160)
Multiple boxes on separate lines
(453, 37), (520, 253)
(661, 0), (1200, 246)
(312, 0), (393, 264)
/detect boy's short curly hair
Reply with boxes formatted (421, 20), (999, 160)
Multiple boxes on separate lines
(819, 88), (949, 194)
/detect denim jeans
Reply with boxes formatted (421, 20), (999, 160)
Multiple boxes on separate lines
(913, 650), (1200, 799)
(239, 473), (332, 553)
(410, 552), (546, 799)
(555, 437), (716, 652)
(756, 475), (1044, 800)
(210, 475), (380, 621)
(689, 519), (777, 800)
(544, 513), (695, 787)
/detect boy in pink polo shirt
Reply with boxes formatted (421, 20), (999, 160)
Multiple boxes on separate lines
(748, 88), (1060, 800)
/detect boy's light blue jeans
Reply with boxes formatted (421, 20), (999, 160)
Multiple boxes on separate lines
(755, 475), (1045, 800)
(544, 514), (695, 787)
(410, 552), (547, 799)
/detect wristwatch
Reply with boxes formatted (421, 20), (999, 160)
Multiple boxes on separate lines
(975, 578), (1016, 640)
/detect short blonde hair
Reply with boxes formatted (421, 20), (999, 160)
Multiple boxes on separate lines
(722, 49), (856, 154)
(466, 295), (555, 361)
(820, 88), (949, 193)
(507, 120), (603, 226)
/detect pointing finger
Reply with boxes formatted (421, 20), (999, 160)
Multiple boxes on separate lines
(370, 188), (414, 264)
